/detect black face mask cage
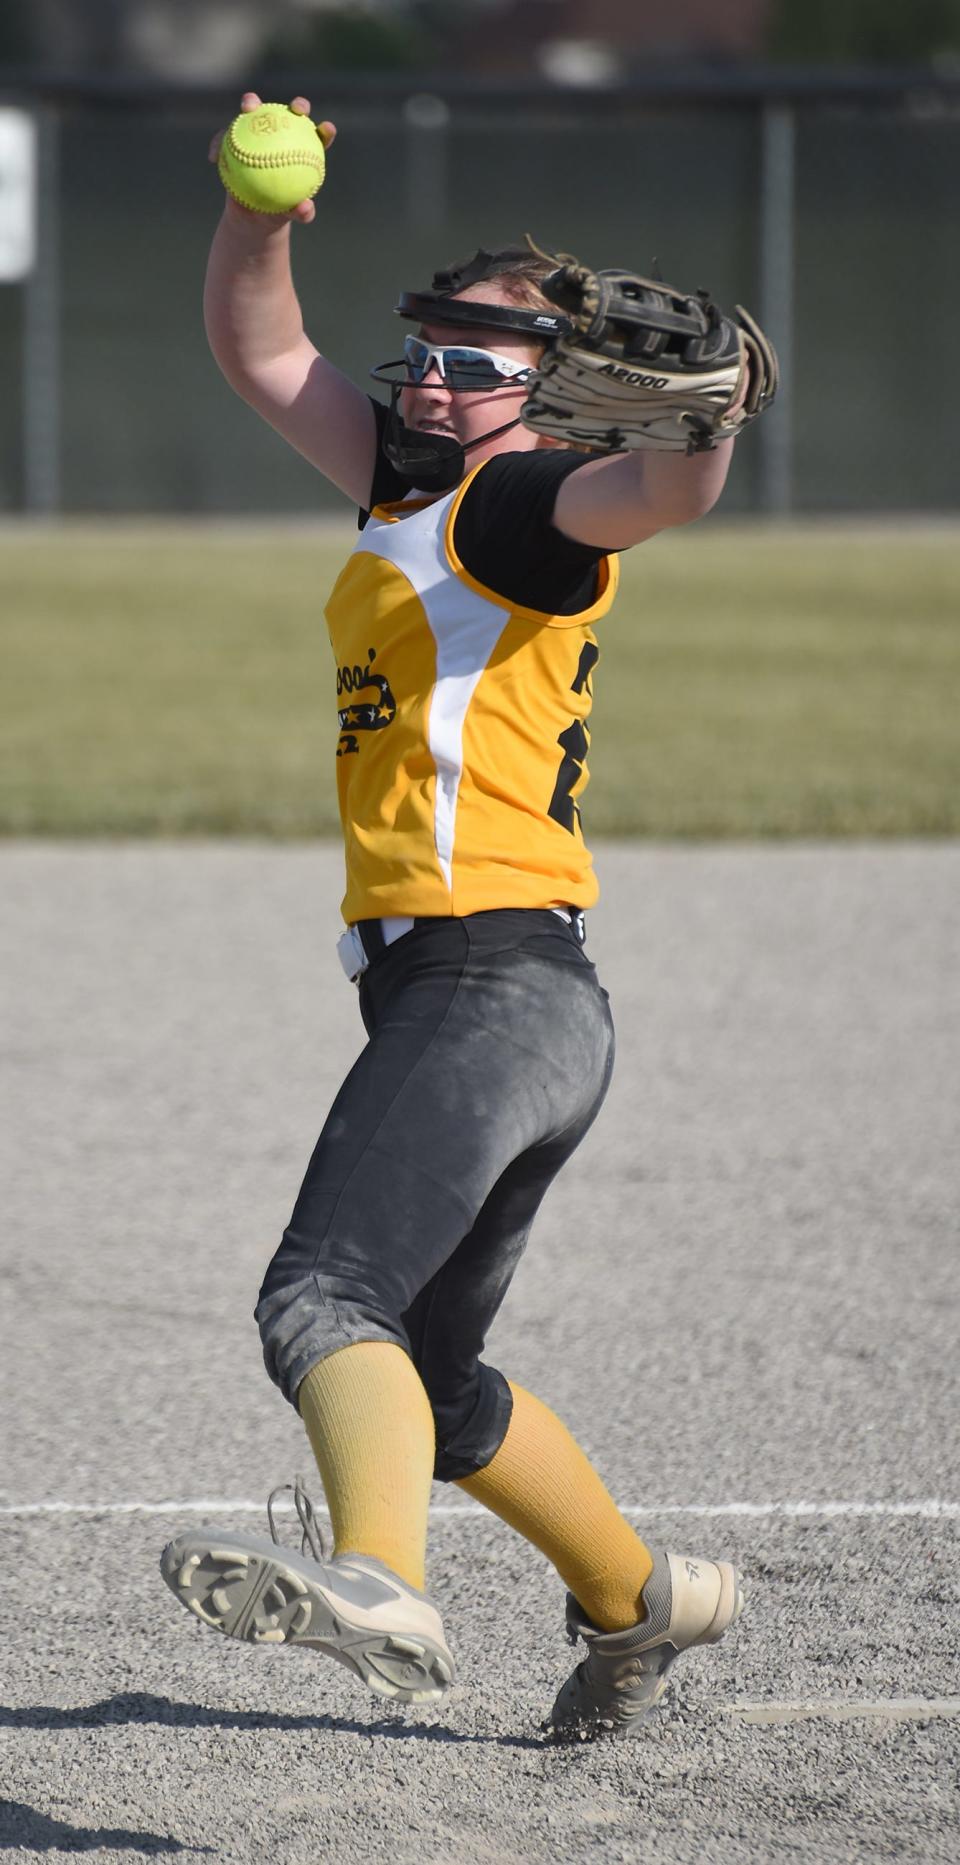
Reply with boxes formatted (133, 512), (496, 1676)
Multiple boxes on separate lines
(371, 249), (572, 495)
(392, 291), (570, 342)
(378, 384), (464, 493)
(393, 245), (574, 341)
(377, 383), (527, 497)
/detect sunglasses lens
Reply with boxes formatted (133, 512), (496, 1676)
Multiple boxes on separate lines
(403, 336), (527, 390)
(444, 350), (511, 389)
(404, 337), (431, 382)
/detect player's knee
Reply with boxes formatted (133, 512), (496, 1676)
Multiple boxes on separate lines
(255, 1267), (409, 1409)
(419, 1361), (514, 1483)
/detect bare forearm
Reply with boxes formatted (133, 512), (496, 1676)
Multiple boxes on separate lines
(203, 206), (307, 383)
(626, 437), (735, 525)
(553, 436), (735, 549)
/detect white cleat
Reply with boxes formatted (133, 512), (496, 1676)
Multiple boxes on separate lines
(548, 1549), (745, 1740)
(160, 1482), (453, 1706)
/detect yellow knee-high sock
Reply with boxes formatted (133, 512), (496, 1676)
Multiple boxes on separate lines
(456, 1383), (654, 1632)
(297, 1342), (436, 1593)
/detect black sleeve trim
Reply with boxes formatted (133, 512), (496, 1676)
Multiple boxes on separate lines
(358, 399), (407, 528)
(452, 450), (615, 617)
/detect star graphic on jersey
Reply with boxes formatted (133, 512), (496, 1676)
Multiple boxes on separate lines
(376, 704), (393, 720)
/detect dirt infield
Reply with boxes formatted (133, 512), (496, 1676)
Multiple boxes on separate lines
(2, 843), (958, 1863)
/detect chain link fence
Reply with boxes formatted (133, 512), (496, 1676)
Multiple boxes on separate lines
(1, 73), (958, 515)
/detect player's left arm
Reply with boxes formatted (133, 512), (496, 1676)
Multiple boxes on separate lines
(522, 253), (776, 551)
(551, 438), (737, 551)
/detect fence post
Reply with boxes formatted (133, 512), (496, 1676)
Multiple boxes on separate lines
(403, 93), (450, 234)
(23, 102), (61, 515)
(758, 101), (795, 515)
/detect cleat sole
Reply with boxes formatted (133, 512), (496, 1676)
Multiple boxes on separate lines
(160, 1533), (453, 1706)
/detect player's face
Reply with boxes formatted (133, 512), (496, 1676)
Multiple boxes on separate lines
(399, 286), (547, 467)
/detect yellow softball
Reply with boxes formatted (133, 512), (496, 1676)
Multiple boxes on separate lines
(218, 103), (326, 214)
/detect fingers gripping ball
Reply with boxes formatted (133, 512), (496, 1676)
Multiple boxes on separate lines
(218, 104), (326, 214)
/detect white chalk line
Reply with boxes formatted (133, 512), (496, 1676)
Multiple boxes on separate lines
(1, 1498), (957, 1520)
(725, 1698), (960, 1726)
(2, 1497), (956, 1734)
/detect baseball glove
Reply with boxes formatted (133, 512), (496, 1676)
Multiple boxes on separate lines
(520, 251), (779, 454)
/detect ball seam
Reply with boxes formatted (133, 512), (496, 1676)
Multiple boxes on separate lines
(224, 130), (324, 175)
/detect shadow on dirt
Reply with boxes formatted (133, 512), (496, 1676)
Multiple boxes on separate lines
(0, 1691), (545, 1749)
(0, 1796), (212, 1854)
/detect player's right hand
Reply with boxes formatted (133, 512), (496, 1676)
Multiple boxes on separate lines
(209, 92), (337, 225)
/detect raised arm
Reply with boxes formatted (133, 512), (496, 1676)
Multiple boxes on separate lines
(204, 93), (377, 506)
(522, 254), (777, 551)
(552, 440), (736, 550)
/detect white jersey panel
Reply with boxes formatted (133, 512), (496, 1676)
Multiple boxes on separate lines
(355, 499), (509, 890)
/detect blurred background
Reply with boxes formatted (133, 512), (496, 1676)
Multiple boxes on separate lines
(1, 2), (958, 837)
(2, 0), (960, 516)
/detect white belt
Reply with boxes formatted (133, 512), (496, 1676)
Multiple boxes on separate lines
(336, 917), (414, 983)
(336, 908), (583, 985)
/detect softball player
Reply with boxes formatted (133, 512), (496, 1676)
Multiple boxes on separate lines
(161, 94), (746, 1739)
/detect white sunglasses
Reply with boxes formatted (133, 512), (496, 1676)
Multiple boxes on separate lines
(403, 334), (533, 390)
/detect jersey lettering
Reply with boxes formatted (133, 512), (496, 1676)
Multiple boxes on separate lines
(548, 642), (600, 834)
(336, 646), (396, 758)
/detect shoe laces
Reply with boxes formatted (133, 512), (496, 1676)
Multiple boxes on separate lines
(266, 1474), (327, 1563)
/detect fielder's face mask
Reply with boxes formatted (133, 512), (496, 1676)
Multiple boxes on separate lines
(369, 246), (572, 494)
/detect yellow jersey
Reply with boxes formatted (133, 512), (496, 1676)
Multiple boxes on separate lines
(326, 455), (619, 924)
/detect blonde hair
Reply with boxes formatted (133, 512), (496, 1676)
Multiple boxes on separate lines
(433, 240), (560, 317)
(469, 244), (588, 452)
(431, 241), (585, 451)
(472, 245), (559, 314)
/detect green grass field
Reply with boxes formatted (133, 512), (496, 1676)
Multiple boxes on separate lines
(2, 520), (957, 837)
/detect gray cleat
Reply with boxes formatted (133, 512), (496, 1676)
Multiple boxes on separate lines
(159, 1479), (454, 1706)
(548, 1548), (745, 1740)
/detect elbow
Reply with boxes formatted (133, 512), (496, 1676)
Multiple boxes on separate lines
(206, 345), (251, 401)
(663, 483), (724, 529)
(659, 453), (733, 529)
(203, 309), (240, 388)
(203, 319), (262, 402)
